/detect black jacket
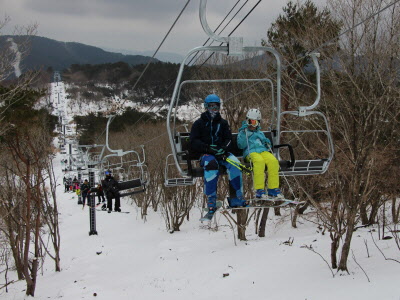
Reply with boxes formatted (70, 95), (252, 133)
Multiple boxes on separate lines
(102, 176), (120, 197)
(80, 183), (90, 195)
(190, 111), (232, 155)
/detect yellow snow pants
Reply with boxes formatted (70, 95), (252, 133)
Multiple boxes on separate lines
(247, 151), (279, 190)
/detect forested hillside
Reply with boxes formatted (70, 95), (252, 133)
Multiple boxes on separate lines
(0, 35), (158, 72)
(63, 61), (199, 104)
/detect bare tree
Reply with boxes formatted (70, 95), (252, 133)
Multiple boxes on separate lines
(41, 155), (61, 272)
(321, 0), (400, 272)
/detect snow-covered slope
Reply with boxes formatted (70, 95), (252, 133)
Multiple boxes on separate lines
(3, 151), (400, 300)
(2, 82), (400, 300)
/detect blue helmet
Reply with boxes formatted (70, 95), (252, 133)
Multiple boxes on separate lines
(204, 94), (220, 108)
(105, 170), (111, 176)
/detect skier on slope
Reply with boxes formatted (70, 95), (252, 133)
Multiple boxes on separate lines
(190, 94), (248, 220)
(237, 108), (284, 200)
(63, 176), (69, 193)
(72, 176), (79, 192)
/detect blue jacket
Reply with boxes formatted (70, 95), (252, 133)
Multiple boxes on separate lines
(237, 121), (272, 158)
(190, 111), (232, 154)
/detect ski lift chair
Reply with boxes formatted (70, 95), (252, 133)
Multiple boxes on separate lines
(101, 116), (149, 197)
(165, 0), (334, 187)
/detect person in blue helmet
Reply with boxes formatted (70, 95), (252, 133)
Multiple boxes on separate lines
(190, 94), (248, 219)
(102, 170), (121, 213)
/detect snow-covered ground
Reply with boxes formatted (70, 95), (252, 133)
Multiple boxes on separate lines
(3, 152), (400, 300)
(2, 82), (400, 300)
(7, 37), (22, 77)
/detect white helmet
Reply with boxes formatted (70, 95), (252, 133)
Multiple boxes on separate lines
(246, 108), (261, 120)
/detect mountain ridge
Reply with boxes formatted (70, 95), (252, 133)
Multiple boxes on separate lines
(0, 35), (160, 73)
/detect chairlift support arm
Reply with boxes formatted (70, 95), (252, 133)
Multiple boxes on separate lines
(167, 46), (281, 177)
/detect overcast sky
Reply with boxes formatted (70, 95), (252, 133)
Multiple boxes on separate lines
(1, 0), (327, 56)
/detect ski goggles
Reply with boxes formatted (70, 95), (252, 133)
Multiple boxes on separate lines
(247, 119), (259, 127)
(105, 171), (111, 175)
(207, 103), (220, 110)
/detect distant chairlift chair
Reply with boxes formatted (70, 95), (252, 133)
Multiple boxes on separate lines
(102, 115), (149, 196)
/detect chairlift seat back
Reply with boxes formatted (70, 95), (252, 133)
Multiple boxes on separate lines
(176, 130), (327, 177)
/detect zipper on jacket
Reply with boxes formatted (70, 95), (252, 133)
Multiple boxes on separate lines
(210, 119), (214, 145)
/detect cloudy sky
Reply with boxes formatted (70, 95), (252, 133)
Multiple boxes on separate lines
(1, 0), (327, 56)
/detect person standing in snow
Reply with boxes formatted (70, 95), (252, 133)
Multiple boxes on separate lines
(237, 108), (284, 200)
(63, 176), (69, 192)
(72, 177), (79, 192)
(68, 177), (73, 192)
(96, 182), (106, 204)
(190, 94), (248, 219)
(102, 171), (121, 213)
(80, 179), (90, 206)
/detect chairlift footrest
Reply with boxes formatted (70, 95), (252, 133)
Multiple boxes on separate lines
(165, 178), (195, 187)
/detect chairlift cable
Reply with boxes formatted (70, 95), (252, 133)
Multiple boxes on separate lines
(138, 0), (258, 124)
(136, 0), (248, 124)
(127, 79), (177, 128)
(126, 0), (250, 127)
(314, 0), (400, 53)
(209, 0), (400, 104)
(91, 0), (192, 144)
(117, 0), (192, 110)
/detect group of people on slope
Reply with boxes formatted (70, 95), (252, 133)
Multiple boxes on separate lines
(190, 94), (284, 218)
(63, 176), (80, 193)
(63, 176), (118, 211)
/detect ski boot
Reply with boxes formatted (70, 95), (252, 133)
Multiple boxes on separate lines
(227, 197), (249, 208)
(267, 188), (285, 202)
(200, 207), (217, 221)
(255, 189), (266, 199)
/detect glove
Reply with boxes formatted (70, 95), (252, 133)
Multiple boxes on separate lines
(208, 145), (226, 156)
(239, 124), (248, 132)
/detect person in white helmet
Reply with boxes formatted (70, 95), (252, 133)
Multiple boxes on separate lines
(237, 108), (284, 199)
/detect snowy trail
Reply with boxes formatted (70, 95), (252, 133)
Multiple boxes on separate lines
(9, 154), (398, 300)
(28, 166), (399, 300)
